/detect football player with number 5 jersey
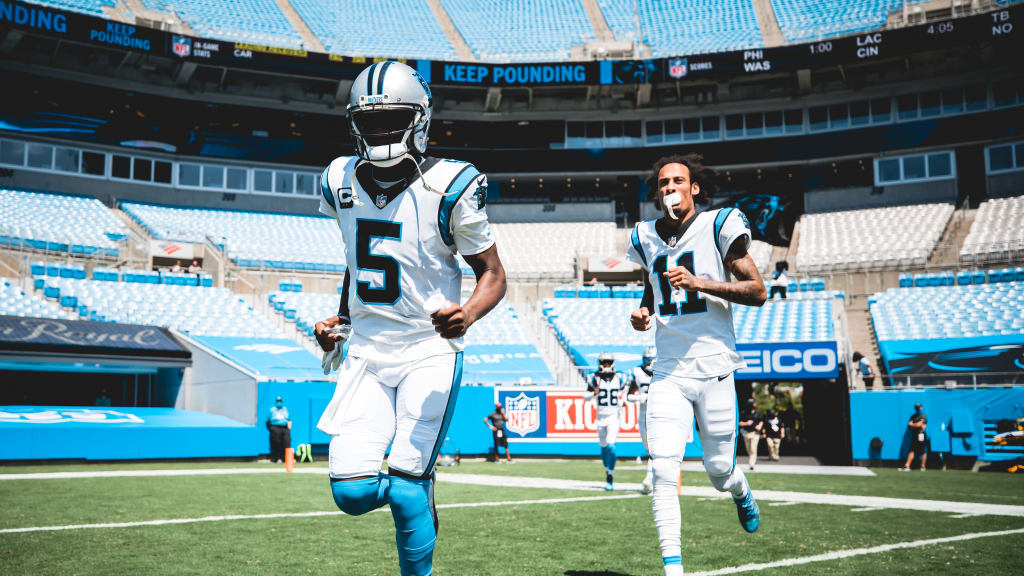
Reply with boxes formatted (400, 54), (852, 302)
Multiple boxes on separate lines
(626, 153), (767, 576)
(312, 61), (507, 576)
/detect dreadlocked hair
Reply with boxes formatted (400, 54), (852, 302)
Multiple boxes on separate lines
(647, 152), (719, 207)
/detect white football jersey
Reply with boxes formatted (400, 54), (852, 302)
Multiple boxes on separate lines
(588, 372), (625, 425)
(626, 208), (751, 378)
(631, 366), (653, 404)
(319, 156), (493, 360)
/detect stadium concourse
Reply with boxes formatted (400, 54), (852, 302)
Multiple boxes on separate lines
(1, 0), (1024, 573)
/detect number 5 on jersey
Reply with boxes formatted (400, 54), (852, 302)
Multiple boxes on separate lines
(356, 218), (402, 305)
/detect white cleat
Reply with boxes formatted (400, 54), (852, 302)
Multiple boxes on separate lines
(641, 476), (652, 495)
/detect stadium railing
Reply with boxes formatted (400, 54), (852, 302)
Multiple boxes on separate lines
(866, 372), (1024, 388)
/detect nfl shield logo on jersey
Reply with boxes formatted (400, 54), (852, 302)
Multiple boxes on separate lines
(505, 392), (540, 436)
(172, 36), (191, 58)
(669, 58), (687, 79)
(375, 193), (387, 208)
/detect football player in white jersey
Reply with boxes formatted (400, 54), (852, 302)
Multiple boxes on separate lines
(585, 352), (626, 490)
(312, 61), (506, 576)
(626, 153), (766, 576)
(626, 346), (656, 494)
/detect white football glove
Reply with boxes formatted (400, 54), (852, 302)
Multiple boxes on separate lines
(322, 346), (343, 375)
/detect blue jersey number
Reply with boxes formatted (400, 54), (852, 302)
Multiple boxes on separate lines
(652, 252), (707, 316)
(597, 387), (618, 407)
(356, 219), (402, 305)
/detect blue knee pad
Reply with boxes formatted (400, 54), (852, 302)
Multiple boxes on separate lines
(330, 473), (390, 516)
(388, 475), (435, 576)
(606, 444), (617, 472)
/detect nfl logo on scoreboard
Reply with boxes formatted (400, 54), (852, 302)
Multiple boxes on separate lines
(669, 58), (687, 79)
(505, 392), (540, 436)
(172, 36), (191, 58)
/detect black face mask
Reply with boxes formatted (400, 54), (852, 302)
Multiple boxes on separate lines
(352, 109), (417, 147)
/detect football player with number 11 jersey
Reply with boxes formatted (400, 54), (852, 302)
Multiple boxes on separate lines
(626, 153), (767, 576)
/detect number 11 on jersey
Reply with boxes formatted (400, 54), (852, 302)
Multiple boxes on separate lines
(652, 251), (707, 316)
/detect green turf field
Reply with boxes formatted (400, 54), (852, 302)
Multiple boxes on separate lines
(0, 459), (1021, 575)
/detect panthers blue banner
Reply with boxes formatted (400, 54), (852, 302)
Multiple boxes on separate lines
(193, 336), (325, 381)
(879, 335), (1024, 375)
(463, 345), (554, 384)
(569, 341), (839, 380)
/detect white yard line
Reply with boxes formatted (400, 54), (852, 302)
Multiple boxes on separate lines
(3, 468), (1021, 518)
(438, 473), (1024, 518)
(618, 463), (876, 477)
(688, 527), (1024, 576)
(0, 467), (327, 480)
(0, 493), (641, 535)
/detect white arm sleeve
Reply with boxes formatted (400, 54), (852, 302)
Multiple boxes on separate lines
(717, 209), (752, 261)
(452, 173), (495, 256)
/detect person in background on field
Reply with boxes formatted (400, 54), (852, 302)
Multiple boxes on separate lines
(738, 398), (763, 470)
(900, 403), (928, 471)
(769, 261), (788, 300)
(267, 396), (292, 463)
(852, 352), (875, 388)
(95, 388), (112, 407)
(762, 409), (785, 461)
(485, 402), (512, 463)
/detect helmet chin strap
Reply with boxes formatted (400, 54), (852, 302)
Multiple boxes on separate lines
(662, 192), (682, 220)
(366, 142), (457, 197)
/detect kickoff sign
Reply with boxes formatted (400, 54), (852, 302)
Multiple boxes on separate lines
(495, 387), (643, 443)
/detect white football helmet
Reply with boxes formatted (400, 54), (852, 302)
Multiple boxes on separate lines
(348, 61), (432, 167)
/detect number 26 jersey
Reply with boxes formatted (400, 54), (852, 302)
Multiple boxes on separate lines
(626, 208), (751, 378)
(319, 156), (494, 359)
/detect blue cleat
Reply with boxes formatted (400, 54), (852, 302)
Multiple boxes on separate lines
(604, 482), (614, 491)
(604, 472), (614, 491)
(734, 491), (760, 533)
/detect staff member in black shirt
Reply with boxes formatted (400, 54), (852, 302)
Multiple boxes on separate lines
(900, 403), (928, 471)
(485, 402), (512, 463)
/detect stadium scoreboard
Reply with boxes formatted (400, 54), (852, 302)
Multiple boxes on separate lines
(1, 0), (1020, 87)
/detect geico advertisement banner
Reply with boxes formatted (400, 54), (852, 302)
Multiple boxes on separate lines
(736, 341), (839, 380)
(494, 387), (643, 443)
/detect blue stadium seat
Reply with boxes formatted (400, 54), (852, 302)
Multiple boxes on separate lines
(770, 0), (907, 44)
(871, 281), (1024, 343)
(139, 0), (304, 49)
(121, 202), (345, 273)
(290, 0), (456, 60)
(441, 0), (596, 62)
(0, 189), (127, 258)
(22, 0), (115, 18)
(600, 0), (762, 57)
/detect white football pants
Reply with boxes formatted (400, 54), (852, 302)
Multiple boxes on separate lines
(318, 351), (461, 479)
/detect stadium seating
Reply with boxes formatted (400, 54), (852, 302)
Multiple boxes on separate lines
(289, 0), (456, 60)
(39, 277), (284, 337)
(138, 0), (304, 48)
(0, 189), (128, 257)
(605, 0), (763, 57)
(796, 203), (953, 272)
(491, 221), (617, 279)
(121, 202), (345, 272)
(440, 0), (596, 62)
(749, 239), (773, 274)
(960, 195), (1024, 265)
(23, 0), (114, 18)
(544, 291), (836, 355)
(871, 282), (1024, 342)
(0, 278), (69, 319)
(770, 0), (904, 43)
